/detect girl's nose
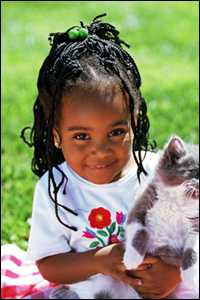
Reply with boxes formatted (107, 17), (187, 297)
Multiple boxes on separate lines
(90, 140), (112, 157)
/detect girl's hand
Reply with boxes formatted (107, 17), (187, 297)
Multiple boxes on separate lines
(95, 243), (143, 289)
(128, 255), (182, 299)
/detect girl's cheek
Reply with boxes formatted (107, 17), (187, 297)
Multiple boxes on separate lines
(61, 142), (87, 159)
(70, 143), (89, 153)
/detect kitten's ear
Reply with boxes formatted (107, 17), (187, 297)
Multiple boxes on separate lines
(165, 136), (186, 162)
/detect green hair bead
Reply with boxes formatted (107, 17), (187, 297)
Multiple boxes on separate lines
(68, 28), (80, 40)
(79, 27), (88, 39)
(68, 27), (88, 41)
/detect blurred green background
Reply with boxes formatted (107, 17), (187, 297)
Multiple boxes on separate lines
(2, 1), (199, 250)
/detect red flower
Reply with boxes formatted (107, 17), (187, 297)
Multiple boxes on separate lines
(88, 207), (111, 229)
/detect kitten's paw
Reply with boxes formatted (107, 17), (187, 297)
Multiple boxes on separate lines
(123, 248), (143, 270)
(49, 286), (80, 299)
(182, 248), (197, 270)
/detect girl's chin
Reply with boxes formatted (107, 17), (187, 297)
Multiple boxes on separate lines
(69, 163), (122, 184)
(83, 172), (122, 185)
(84, 178), (115, 185)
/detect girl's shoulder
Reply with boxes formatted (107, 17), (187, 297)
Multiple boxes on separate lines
(142, 150), (160, 172)
(34, 162), (67, 197)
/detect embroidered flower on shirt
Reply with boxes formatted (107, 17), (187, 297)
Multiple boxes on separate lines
(88, 207), (111, 229)
(82, 228), (96, 239)
(108, 234), (120, 244)
(82, 207), (126, 248)
(116, 211), (126, 225)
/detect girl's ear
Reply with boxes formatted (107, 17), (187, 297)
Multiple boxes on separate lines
(53, 128), (61, 148)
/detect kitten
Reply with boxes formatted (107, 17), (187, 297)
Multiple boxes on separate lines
(124, 135), (199, 299)
(50, 136), (199, 299)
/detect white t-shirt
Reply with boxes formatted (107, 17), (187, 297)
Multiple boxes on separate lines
(27, 152), (159, 261)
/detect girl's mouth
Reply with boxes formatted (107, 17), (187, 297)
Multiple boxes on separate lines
(86, 161), (116, 170)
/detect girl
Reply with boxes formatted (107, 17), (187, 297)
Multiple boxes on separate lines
(21, 14), (181, 298)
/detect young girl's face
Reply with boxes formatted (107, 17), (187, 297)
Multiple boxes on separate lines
(54, 88), (133, 184)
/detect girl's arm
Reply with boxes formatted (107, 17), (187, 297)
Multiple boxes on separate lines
(36, 242), (142, 288)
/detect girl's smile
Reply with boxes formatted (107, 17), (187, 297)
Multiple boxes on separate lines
(54, 88), (134, 184)
(85, 160), (117, 170)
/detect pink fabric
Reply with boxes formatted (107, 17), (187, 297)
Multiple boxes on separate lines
(2, 244), (198, 299)
(1, 244), (58, 299)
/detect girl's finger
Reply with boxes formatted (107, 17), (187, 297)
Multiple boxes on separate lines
(129, 255), (159, 275)
(127, 277), (143, 288)
(115, 271), (143, 288)
(135, 263), (152, 271)
(136, 284), (162, 294)
(142, 255), (160, 264)
(118, 263), (126, 272)
(140, 292), (163, 299)
(140, 295), (159, 299)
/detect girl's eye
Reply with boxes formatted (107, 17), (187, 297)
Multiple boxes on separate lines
(73, 133), (90, 141)
(108, 128), (127, 138)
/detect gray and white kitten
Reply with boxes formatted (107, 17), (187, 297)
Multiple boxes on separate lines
(50, 136), (199, 299)
(124, 135), (199, 299)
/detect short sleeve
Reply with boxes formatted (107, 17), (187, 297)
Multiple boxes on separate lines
(26, 175), (72, 262)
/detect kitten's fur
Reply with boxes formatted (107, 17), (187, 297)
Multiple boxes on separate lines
(123, 136), (199, 299)
(50, 136), (199, 299)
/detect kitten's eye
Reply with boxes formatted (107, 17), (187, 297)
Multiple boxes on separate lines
(188, 168), (199, 179)
(73, 133), (90, 141)
(108, 128), (127, 138)
(193, 169), (199, 179)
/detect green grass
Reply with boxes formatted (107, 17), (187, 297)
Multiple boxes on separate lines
(2, 1), (199, 250)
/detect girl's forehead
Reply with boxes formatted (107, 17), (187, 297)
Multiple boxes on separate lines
(59, 94), (130, 130)
(62, 85), (129, 115)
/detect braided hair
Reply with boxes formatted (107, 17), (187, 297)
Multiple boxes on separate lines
(21, 13), (156, 231)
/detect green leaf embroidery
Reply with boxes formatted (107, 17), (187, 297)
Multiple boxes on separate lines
(97, 230), (108, 237)
(109, 222), (116, 234)
(120, 233), (125, 238)
(117, 225), (124, 235)
(89, 241), (100, 248)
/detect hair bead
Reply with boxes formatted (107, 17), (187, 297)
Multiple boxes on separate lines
(68, 28), (80, 40)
